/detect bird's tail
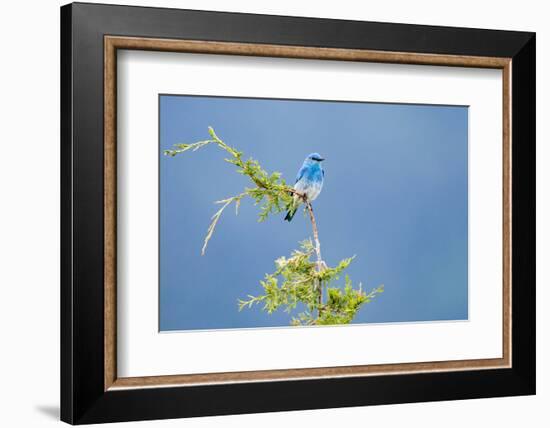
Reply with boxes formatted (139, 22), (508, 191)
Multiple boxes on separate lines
(285, 194), (300, 222)
(284, 207), (297, 222)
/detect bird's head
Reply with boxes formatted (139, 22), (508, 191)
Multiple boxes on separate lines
(305, 152), (325, 164)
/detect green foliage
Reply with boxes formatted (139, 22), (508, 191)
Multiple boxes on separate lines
(238, 239), (319, 316)
(164, 127), (384, 326)
(317, 277), (384, 325)
(165, 127), (294, 254)
(238, 240), (384, 326)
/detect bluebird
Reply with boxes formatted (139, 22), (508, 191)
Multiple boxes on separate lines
(284, 153), (325, 222)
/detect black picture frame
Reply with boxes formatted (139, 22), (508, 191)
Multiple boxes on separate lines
(61, 2), (535, 424)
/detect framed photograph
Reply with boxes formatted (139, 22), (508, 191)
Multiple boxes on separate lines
(61, 2), (535, 424)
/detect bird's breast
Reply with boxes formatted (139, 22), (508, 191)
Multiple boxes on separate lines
(295, 179), (323, 201)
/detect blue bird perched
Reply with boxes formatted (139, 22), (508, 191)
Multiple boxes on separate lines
(284, 153), (325, 222)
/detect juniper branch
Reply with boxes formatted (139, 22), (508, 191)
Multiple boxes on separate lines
(238, 240), (384, 325)
(202, 193), (246, 256)
(165, 127), (384, 325)
(165, 126), (300, 253)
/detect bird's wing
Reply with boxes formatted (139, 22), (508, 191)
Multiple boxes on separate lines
(295, 165), (308, 184)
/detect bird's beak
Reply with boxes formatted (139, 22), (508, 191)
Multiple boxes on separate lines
(319, 157), (325, 162)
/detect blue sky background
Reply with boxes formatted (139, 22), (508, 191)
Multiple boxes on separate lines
(159, 95), (468, 331)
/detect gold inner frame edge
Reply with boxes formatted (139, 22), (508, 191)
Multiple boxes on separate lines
(104, 36), (512, 391)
